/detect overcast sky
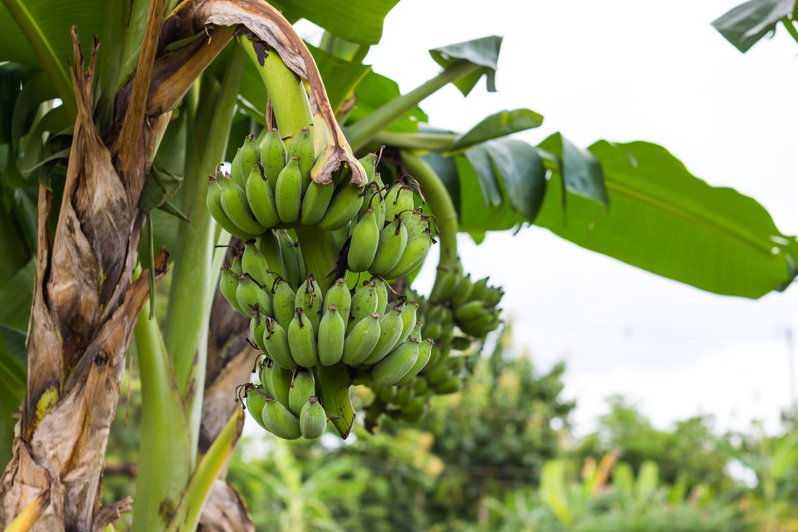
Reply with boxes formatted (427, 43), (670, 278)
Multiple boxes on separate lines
(308, 0), (798, 435)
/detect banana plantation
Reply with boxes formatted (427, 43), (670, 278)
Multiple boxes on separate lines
(0, 0), (796, 530)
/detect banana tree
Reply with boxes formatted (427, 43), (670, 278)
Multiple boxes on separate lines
(0, 0), (796, 530)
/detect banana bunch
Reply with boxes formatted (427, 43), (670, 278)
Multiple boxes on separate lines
(239, 363), (328, 440)
(346, 178), (436, 279)
(207, 133), (373, 239)
(429, 265), (504, 338)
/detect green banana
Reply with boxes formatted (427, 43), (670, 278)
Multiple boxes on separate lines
(377, 385), (396, 404)
(263, 317), (296, 370)
(313, 363), (356, 438)
(373, 277), (389, 316)
(324, 278), (351, 325)
(384, 183), (415, 221)
(299, 396), (327, 439)
(318, 305), (345, 366)
(369, 217), (408, 275)
(394, 337), (434, 385)
(260, 128), (287, 192)
(318, 183), (364, 231)
(219, 266), (245, 315)
(275, 157), (303, 223)
(277, 230), (302, 288)
(393, 385), (414, 406)
(342, 312), (381, 365)
(220, 177), (267, 236)
(232, 135), (260, 188)
(347, 208), (380, 272)
(454, 300), (488, 323)
(432, 376), (462, 395)
(272, 279), (296, 330)
(300, 181), (334, 225)
(413, 377), (429, 395)
(236, 274), (270, 315)
(256, 230), (287, 281)
(231, 250), (243, 275)
(429, 267), (458, 303)
(244, 386), (269, 430)
(207, 172), (257, 240)
(269, 366), (293, 406)
(242, 239), (274, 289)
(289, 126), (315, 192)
(262, 396), (301, 439)
(372, 338), (420, 386)
(468, 276), (490, 302)
(451, 273), (474, 306)
(259, 361), (274, 396)
(288, 369), (315, 415)
(245, 163), (281, 229)
(295, 274), (323, 331)
(400, 397), (426, 422)
(348, 281), (378, 333)
(385, 229), (432, 279)
(288, 308), (318, 367)
(397, 301), (419, 345)
(363, 306), (404, 365)
(250, 311), (267, 352)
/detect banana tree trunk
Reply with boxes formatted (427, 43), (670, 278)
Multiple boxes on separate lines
(0, 28), (164, 529)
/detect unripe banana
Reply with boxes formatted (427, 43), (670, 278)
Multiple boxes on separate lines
(259, 361), (274, 396)
(342, 312), (381, 365)
(256, 230), (287, 281)
(373, 277), (389, 317)
(413, 377), (429, 395)
(275, 157), (302, 223)
(276, 230), (302, 288)
(300, 181), (334, 225)
(262, 396), (301, 439)
(385, 229), (432, 279)
(377, 385), (397, 404)
(454, 300), (489, 323)
(423, 321), (442, 340)
(245, 386), (269, 430)
(363, 306), (404, 365)
(289, 127), (315, 192)
(299, 396), (327, 439)
(370, 217), (408, 275)
(318, 305), (345, 366)
(348, 281), (378, 333)
(400, 397), (426, 422)
(232, 135), (260, 188)
(207, 174), (257, 240)
(397, 301), (419, 345)
(394, 337), (434, 385)
(219, 266), (245, 315)
(288, 308), (318, 367)
(467, 277), (490, 303)
(250, 311), (267, 352)
(393, 385), (414, 407)
(220, 177), (267, 236)
(314, 363), (356, 438)
(347, 208), (380, 272)
(242, 239), (275, 289)
(272, 279), (296, 330)
(260, 128), (287, 192)
(288, 369), (315, 415)
(402, 209), (426, 239)
(318, 184), (365, 231)
(231, 250), (243, 275)
(429, 267), (458, 303)
(245, 163), (281, 229)
(451, 273), (474, 306)
(409, 321), (423, 343)
(269, 366), (293, 406)
(433, 376), (462, 395)
(236, 274), (270, 315)
(384, 183), (415, 221)
(295, 274), (323, 331)
(324, 278), (352, 324)
(263, 317), (296, 370)
(372, 338), (420, 386)
(359, 153), (378, 181)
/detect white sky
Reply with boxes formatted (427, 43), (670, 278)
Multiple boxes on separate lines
(307, 0), (798, 435)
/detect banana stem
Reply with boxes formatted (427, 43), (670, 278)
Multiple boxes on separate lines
(295, 226), (340, 293)
(164, 47), (244, 460)
(401, 150), (459, 270)
(238, 34), (312, 143)
(346, 60), (481, 152)
(372, 131), (457, 151)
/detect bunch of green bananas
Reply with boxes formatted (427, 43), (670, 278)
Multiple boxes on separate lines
(207, 132), (373, 239)
(429, 266), (504, 338)
(239, 364), (328, 440)
(346, 178), (436, 279)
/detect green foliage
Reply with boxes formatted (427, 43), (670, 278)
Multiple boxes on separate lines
(712, 0), (795, 52)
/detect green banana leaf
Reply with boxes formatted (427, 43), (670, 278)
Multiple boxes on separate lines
(712, 0), (793, 52)
(346, 71), (429, 133)
(535, 140), (798, 299)
(429, 35), (503, 95)
(451, 109), (543, 151)
(271, 0), (400, 45)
